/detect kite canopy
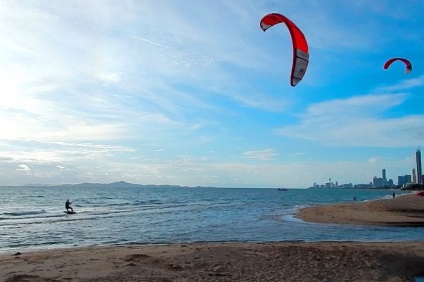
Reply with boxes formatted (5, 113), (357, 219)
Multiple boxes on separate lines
(260, 13), (309, 87)
(384, 58), (412, 74)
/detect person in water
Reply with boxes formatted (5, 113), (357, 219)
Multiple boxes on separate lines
(65, 199), (73, 212)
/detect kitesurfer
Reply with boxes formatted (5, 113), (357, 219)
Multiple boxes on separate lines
(65, 199), (73, 212)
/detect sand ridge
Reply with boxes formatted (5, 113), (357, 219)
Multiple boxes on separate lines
(295, 193), (424, 226)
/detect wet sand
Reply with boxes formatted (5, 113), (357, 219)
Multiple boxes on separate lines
(295, 193), (424, 226)
(2, 242), (424, 281)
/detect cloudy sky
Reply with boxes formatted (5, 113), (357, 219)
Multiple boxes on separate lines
(0, 1), (423, 188)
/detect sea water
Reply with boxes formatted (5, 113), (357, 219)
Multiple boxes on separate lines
(0, 186), (423, 253)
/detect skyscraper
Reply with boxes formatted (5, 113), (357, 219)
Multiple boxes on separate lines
(398, 175), (412, 187)
(417, 148), (422, 184)
(412, 168), (416, 183)
(382, 169), (387, 186)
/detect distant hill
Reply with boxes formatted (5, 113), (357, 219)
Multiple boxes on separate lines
(53, 181), (202, 189)
(56, 181), (159, 188)
(17, 181), (215, 189)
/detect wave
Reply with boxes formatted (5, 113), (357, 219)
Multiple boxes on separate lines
(3, 210), (46, 217)
(74, 199), (164, 208)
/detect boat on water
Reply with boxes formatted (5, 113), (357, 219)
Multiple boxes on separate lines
(278, 188), (288, 191)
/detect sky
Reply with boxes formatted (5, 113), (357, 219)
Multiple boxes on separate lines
(0, 1), (423, 188)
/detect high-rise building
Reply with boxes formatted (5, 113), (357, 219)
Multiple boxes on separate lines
(382, 169), (387, 186)
(398, 175), (412, 187)
(373, 176), (383, 188)
(412, 168), (416, 183)
(417, 148), (422, 184)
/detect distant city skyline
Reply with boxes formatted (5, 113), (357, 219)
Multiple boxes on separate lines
(312, 150), (423, 188)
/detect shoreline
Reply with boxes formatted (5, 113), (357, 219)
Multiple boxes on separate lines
(2, 241), (424, 281)
(294, 192), (424, 226)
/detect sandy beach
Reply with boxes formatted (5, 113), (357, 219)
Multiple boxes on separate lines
(1, 241), (424, 281)
(295, 192), (424, 226)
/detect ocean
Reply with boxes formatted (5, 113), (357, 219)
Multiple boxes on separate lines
(0, 185), (423, 253)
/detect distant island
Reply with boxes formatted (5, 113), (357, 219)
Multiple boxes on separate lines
(21, 181), (215, 189)
(57, 181), (155, 188)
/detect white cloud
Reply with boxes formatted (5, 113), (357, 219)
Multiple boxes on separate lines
(277, 94), (424, 147)
(17, 164), (31, 171)
(289, 152), (306, 157)
(0, 140), (136, 164)
(244, 149), (278, 161)
(374, 75), (424, 93)
(131, 35), (170, 48)
(368, 157), (381, 164)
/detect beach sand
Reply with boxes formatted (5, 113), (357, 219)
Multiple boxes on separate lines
(295, 193), (424, 226)
(2, 242), (424, 281)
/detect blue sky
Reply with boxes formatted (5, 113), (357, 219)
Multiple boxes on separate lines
(0, 1), (423, 188)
